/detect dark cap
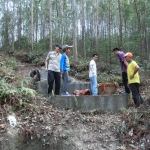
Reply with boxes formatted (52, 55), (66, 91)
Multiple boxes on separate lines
(112, 47), (120, 52)
(55, 44), (62, 49)
(62, 44), (73, 52)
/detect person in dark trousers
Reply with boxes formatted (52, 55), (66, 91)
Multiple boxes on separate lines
(123, 52), (143, 108)
(45, 44), (62, 97)
(112, 48), (130, 94)
(60, 44), (73, 96)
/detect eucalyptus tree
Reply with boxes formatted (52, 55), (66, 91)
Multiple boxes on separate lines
(11, 0), (15, 51)
(72, 0), (78, 61)
(118, 0), (122, 47)
(1, 0), (10, 50)
(30, 0), (33, 51)
(81, 0), (86, 58)
(49, 0), (52, 51)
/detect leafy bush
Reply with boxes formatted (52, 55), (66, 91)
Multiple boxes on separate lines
(7, 57), (19, 70)
(0, 77), (36, 109)
(14, 36), (30, 51)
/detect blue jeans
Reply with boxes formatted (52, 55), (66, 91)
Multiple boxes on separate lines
(90, 76), (98, 95)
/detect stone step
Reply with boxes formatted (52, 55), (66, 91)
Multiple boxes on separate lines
(49, 95), (129, 113)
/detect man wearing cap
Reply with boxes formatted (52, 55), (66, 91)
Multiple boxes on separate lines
(124, 52), (143, 108)
(45, 44), (62, 97)
(112, 48), (130, 94)
(60, 44), (73, 96)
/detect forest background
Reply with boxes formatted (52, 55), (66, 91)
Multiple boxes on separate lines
(0, 0), (150, 78)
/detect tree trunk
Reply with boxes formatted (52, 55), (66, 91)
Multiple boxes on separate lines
(12, 0), (15, 51)
(72, 0), (78, 61)
(30, 0), (33, 51)
(82, 0), (86, 59)
(144, 2), (148, 61)
(3, 0), (9, 50)
(17, 1), (22, 51)
(108, 0), (111, 64)
(95, 0), (98, 52)
(60, 0), (64, 44)
(133, 0), (144, 61)
(49, 0), (52, 51)
(118, 0), (122, 47)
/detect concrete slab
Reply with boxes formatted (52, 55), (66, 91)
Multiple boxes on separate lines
(36, 67), (129, 113)
(40, 67), (47, 80)
(50, 94), (129, 113)
(35, 80), (91, 96)
(39, 67), (91, 96)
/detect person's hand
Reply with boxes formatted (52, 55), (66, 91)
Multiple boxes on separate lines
(60, 71), (63, 75)
(92, 71), (95, 75)
(45, 68), (48, 72)
(130, 74), (134, 79)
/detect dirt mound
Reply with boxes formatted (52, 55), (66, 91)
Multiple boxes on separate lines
(116, 100), (150, 150)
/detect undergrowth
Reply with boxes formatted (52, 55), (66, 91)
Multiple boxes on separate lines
(0, 55), (36, 112)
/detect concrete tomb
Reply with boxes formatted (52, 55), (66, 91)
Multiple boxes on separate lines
(34, 67), (129, 112)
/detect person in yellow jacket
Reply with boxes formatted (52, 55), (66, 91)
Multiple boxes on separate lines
(123, 52), (143, 108)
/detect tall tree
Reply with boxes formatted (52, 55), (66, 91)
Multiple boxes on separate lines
(82, 0), (86, 58)
(49, 0), (52, 51)
(94, 0), (99, 51)
(17, 0), (22, 50)
(118, 0), (122, 47)
(11, 0), (16, 51)
(133, 0), (144, 61)
(30, 0), (33, 51)
(72, 0), (78, 61)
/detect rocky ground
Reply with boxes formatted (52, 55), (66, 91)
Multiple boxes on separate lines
(0, 54), (150, 150)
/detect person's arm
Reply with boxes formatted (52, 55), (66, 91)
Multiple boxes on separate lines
(60, 55), (64, 74)
(90, 62), (95, 75)
(45, 53), (50, 72)
(130, 65), (139, 79)
(123, 60), (128, 67)
(45, 60), (48, 72)
(120, 53), (128, 67)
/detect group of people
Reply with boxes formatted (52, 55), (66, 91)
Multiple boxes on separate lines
(45, 44), (143, 108)
(113, 48), (143, 108)
(45, 44), (73, 96)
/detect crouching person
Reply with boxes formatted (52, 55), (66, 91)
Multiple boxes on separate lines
(30, 70), (40, 85)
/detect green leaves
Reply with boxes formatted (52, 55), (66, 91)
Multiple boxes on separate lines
(0, 78), (17, 98)
(0, 77), (36, 107)
(19, 87), (36, 98)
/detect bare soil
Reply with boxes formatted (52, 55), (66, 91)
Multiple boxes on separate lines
(0, 57), (150, 150)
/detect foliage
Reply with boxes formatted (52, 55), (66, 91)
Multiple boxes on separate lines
(20, 52), (43, 64)
(0, 77), (36, 110)
(7, 57), (19, 70)
(34, 38), (50, 52)
(0, 78), (18, 99)
(0, 0), (150, 77)
(14, 36), (31, 51)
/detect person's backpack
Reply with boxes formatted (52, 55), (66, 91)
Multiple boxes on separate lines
(30, 70), (40, 81)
